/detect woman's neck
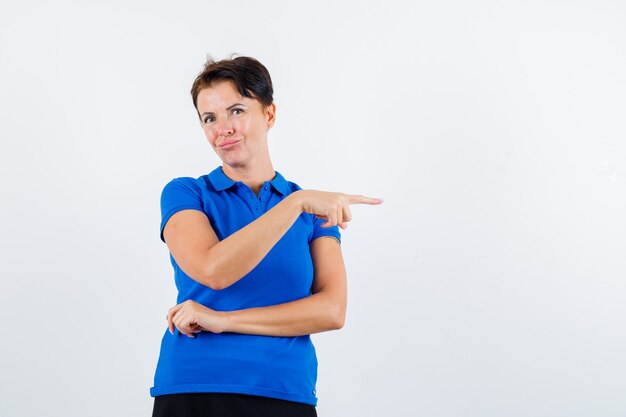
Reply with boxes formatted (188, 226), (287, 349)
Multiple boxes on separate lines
(222, 160), (276, 196)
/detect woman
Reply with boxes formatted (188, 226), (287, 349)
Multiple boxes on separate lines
(150, 55), (383, 417)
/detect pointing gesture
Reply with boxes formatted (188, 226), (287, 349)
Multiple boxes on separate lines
(295, 190), (384, 229)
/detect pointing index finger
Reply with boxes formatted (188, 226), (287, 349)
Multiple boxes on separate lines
(347, 194), (384, 205)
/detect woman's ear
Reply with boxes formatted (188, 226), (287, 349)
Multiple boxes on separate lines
(266, 102), (276, 129)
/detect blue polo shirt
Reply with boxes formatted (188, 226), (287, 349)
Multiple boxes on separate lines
(150, 166), (341, 405)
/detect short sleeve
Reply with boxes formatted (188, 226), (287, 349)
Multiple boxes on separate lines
(309, 214), (342, 245)
(159, 177), (204, 243)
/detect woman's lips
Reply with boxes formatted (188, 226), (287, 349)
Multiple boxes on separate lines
(219, 140), (241, 149)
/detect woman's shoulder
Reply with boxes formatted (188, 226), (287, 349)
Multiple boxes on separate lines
(285, 180), (302, 192)
(159, 175), (211, 203)
(162, 175), (205, 190)
(274, 170), (303, 193)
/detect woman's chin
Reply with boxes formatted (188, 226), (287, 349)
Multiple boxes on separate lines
(220, 155), (247, 168)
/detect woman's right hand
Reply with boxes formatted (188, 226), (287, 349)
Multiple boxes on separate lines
(293, 190), (384, 229)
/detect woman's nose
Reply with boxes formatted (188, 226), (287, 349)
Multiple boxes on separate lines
(216, 120), (234, 136)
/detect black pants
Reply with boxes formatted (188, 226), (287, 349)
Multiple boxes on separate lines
(152, 393), (318, 417)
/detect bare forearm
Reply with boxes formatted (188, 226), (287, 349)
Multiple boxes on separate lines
(167, 227), (348, 338)
(204, 191), (303, 289)
(222, 292), (346, 337)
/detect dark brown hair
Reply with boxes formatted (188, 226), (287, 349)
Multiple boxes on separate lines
(190, 55), (274, 119)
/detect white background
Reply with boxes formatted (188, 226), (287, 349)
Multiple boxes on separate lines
(1, 1), (625, 416)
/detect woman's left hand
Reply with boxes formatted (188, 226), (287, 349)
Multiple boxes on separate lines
(166, 299), (228, 337)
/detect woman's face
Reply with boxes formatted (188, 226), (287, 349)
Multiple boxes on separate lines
(196, 80), (276, 168)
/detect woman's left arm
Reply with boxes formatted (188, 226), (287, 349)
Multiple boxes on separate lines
(167, 236), (346, 337)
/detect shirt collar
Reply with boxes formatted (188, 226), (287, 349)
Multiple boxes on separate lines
(268, 170), (289, 195)
(208, 166), (288, 195)
(208, 166), (236, 191)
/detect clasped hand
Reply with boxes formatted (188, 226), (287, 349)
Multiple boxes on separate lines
(166, 299), (227, 338)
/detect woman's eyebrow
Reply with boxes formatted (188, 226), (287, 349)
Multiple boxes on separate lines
(201, 103), (246, 116)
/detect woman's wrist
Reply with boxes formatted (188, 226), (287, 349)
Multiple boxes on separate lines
(286, 190), (304, 214)
(219, 310), (233, 333)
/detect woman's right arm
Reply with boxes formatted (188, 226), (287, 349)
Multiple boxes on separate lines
(162, 190), (380, 290)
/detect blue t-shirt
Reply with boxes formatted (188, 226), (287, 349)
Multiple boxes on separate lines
(150, 166), (341, 405)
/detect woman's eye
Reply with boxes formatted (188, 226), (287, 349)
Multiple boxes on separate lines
(231, 108), (244, 116)
(204, 117), (215, 123)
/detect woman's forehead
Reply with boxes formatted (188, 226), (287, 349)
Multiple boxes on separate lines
(197, 80), (257, 111)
